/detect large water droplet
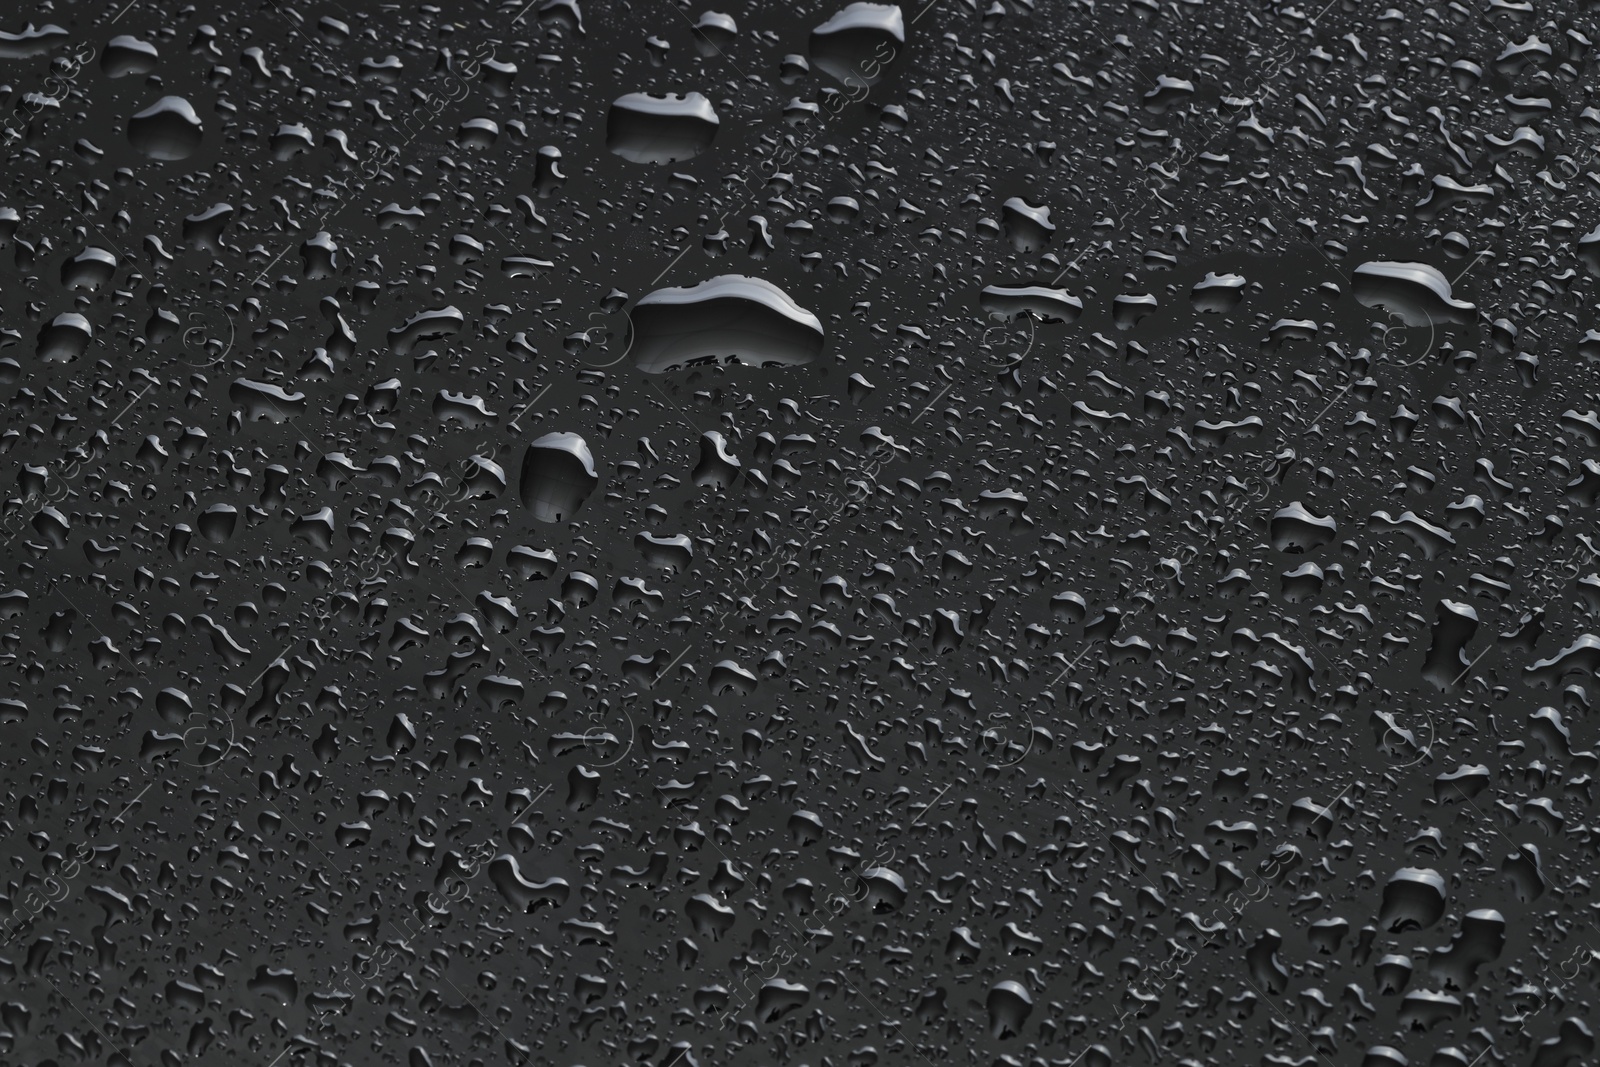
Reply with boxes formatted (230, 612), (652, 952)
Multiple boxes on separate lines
(627, 275), (824, 373)
(127, 96), (204, 160)
(605, 93), (719, 164)
(1352, 261), (1476, 326)
(809, 2), (905, 86)
(520, 432), (599, 522)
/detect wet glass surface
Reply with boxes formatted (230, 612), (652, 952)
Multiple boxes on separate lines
(3, 1), (1600, 1065)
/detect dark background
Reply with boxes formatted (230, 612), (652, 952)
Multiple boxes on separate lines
(2, 0), (1598, 1065)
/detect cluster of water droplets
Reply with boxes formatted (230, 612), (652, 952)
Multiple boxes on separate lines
(3, 0), (1600, 1065)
